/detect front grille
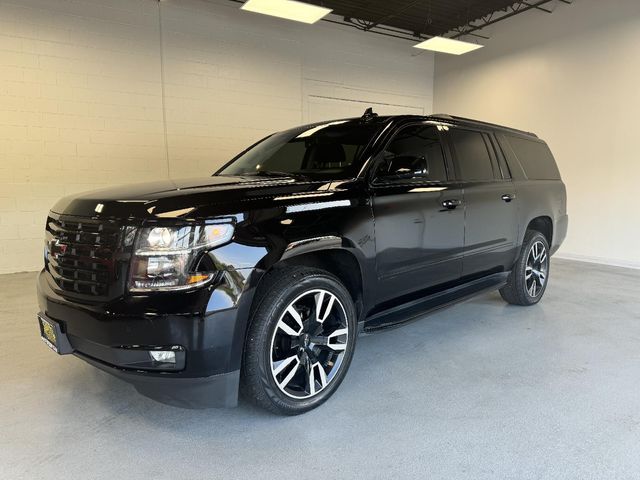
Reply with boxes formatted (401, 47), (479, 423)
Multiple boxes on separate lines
(45, 215), (126, 298)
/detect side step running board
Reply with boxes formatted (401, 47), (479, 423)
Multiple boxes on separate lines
(363, 273), (508, 333)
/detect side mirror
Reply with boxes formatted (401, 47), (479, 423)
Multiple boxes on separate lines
(375, 154), (428, 181)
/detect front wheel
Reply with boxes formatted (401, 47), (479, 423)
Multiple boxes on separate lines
(241, 266), (357, 415)
(500, 230), (551, 306)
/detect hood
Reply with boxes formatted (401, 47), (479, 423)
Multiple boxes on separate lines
(50, 175), (342, 221)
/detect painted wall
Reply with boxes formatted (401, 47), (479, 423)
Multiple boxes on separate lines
(434, 0), (640, 268)
(0, 0), (434, 273)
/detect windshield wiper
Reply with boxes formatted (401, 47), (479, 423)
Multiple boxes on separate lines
(243, 170), (307, 179)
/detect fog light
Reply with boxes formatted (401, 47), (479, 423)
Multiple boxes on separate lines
(149, 350), (176, 363)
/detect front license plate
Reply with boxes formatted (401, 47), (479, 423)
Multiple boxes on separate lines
(37, 313), (73, 354)
(38, 314), (60, 353)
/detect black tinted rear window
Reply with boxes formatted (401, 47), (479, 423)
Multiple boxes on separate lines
(449, 129), (495, 181)
(504, 135), (560, 180)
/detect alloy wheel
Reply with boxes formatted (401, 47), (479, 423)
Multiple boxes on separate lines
(525, 240), (548, 297)
(269, 289), (349, 399)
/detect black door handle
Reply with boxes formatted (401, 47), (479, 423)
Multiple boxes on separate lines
(442, 199), (462, 209)
(501, 193), (516, 202)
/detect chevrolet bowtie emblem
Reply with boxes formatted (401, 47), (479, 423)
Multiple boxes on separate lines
(51, 240), (68, 258)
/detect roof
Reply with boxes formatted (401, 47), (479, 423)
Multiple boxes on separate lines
(349, 113), (537, 138)
(428, 114), (538, 138)
(288, 113), (538, 139)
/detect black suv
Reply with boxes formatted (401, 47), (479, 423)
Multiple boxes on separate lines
(37, 111), (568, 414)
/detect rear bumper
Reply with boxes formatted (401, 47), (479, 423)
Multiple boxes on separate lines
(36, 269), (257, 408)
(551, 214), (569, 255)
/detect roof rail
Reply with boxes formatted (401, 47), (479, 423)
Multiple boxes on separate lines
(430, 113), (537, 138)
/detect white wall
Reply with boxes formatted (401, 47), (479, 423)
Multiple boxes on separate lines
(0, 0), (167, 274)
(434, 0), (640, 268)
(0, 0), (434, 273)
(160, 0), (433, 176)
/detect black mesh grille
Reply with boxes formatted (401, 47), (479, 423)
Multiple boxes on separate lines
(45, 215), (124, 298)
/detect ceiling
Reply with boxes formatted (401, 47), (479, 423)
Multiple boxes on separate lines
(299, 0), (562, 40)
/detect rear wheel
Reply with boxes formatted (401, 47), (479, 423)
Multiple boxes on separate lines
(241, 266), (357, 415)
(500, 230), (550, 306)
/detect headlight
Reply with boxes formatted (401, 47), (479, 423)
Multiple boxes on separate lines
(128, 223), (234, 292)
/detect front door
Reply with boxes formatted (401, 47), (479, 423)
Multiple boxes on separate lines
(371, 123), (465, 301)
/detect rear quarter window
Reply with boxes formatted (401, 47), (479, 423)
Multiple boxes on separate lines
(503, 134), (561, 180)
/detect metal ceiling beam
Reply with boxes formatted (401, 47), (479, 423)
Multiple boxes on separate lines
(450, 0), (558, 39)
(523, 2), (553, 13)
(229, 0), (571, 45)
(362, 0), (422, 31)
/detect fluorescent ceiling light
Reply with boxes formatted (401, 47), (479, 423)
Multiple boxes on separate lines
(241, 0), (332, 24)
(413, 36), (483, 55)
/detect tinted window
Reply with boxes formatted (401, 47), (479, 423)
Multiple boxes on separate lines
(379, 125), (447, 181)
(218, 120), (382, 180)
(449, 129), (495, 181)
(486, 134), (511, 179)
(504, 135), (560, 180)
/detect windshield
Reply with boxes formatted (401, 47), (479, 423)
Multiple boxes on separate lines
(216, 120), (383, 180)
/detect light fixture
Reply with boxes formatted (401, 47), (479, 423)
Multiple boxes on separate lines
(241, 0), (332, 24)
(413, 36), (483, 55)
(129, 223), (234, 292)
(149, 350), (176, 363)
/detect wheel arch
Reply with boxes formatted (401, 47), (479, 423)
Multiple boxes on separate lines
(226, 236), (368, 380)
(254, 246), (365, 323)
(525, 215), (553, 246)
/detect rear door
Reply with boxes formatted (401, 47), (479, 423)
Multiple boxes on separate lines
(445, 127), (518, 276)
(371, 123), (464, 300)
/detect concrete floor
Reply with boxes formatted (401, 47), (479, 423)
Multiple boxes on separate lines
(1, 259), (639, 479)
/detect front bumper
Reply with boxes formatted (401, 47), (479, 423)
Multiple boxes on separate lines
(37, 269), (257, 408)
(80, 352), (239, 408)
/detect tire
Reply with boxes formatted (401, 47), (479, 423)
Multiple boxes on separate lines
(500, 230), (551, 306)
(241, 266), (357, 415)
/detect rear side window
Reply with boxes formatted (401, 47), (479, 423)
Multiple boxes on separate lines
(449, 129), (495, 181)
(503, 135), (560, 180)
